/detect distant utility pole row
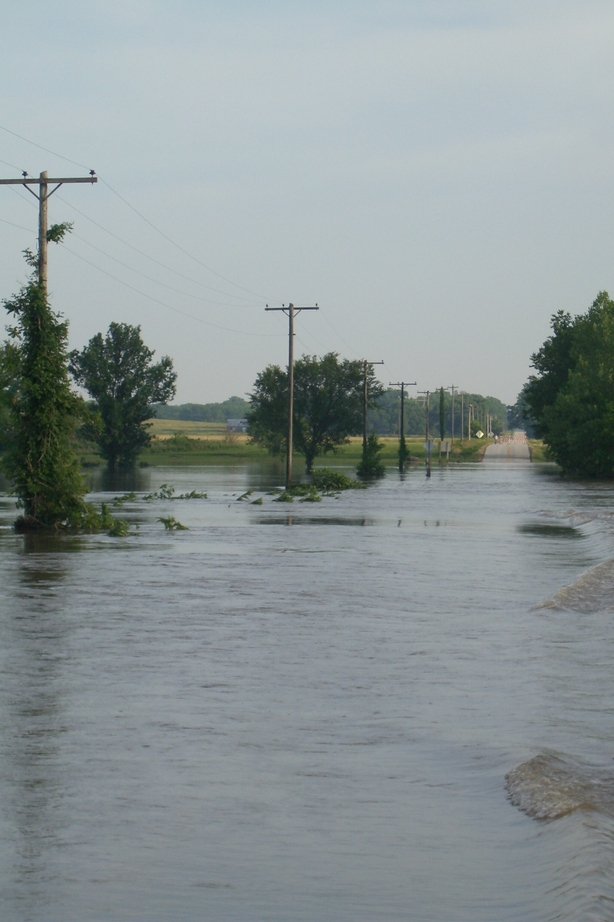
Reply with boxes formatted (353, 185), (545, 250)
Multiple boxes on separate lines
(0, 170), (97, 292)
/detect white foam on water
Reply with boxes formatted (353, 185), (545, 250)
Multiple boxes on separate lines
(535, 558), (614, 613)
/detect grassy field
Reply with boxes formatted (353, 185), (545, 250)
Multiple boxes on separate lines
(74, 420), (548, 468)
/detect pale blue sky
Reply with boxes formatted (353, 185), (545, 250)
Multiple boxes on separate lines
(1, 1), (613, 404)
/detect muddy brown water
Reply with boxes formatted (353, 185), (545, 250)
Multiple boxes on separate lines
(2, 459), (614, 921)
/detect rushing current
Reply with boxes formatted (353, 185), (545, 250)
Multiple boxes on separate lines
(1, 457), (614, 922)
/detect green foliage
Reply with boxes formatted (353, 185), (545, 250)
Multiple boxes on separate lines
(113, 491), (138, 506)
(143, 483), (206, 500)
(157, 515), (188, 530)
(274, 490), (294, 503)
(398, 433), (408, 470)
(248, 353), (383, 472)
(311, 468), (365, 491)
(46, 222), (74, 243)
(507, 393), (535, 437)
(0, 340), (20, 452)
(152, 396), (250, 422)
(69, 322), (177, 472)
(524, 292), (614, 477)
(357, 433), (386, 478)
(143, 483), (175, 500)
(2, 274), (88, 528)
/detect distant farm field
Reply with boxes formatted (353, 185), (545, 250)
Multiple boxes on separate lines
(149, 419), (241, 439)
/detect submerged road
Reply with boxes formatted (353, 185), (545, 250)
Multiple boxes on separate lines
(483, 436), (531, 461)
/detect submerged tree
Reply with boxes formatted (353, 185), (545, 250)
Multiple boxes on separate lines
(249, 353), (383, 473)
(2, 272), (86, 527)
(356, 433), (386, 478)
(70, 323), (177, 472)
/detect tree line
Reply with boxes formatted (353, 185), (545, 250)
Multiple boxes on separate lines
(517, 291), (614, 477)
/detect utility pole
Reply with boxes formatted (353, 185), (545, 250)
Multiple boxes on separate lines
(460, 392), (464, 442)
(468, 403), (473, 440)
(265, 302), (319, 489)
(418, 389), (432, 477)
(0, 170), (97, 292)
(389, 380), (416, 472)
(363, 360), (384, 465)
(448, 384), (458, 443)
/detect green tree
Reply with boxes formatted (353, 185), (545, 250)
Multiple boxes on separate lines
(2, 274), (87, 527)
(357, 433), (386, 478)
(0, 341), (20, 453)
(69, 322), (177, 472)
(249, 353), (383, 473)
(523, 292), (614, 476)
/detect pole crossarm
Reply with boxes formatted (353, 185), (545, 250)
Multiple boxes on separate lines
(0, 175), (97, 199)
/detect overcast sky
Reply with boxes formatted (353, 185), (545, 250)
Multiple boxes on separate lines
(1, 1), (613, 405)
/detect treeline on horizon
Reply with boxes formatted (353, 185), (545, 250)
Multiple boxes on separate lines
(154, 390), (508, 437)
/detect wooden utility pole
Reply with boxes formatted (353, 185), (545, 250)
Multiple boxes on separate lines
(448, 384), (458, 443)
(460, 392), (464, 442)
(363, 360), (384, 462)
(265, 302), (319, 489)
(0, 171), (97, 291)
(389, 380), (416, 472)
(418, 389), (432, 477)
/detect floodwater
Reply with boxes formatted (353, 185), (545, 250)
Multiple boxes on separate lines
(1, 458), (614, 921)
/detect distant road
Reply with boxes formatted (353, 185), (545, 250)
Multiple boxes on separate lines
(483, 433), (531, 462)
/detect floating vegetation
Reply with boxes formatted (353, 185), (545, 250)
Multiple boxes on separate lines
(143, 484), (206, 501)
(157, 516), (188, 531)
(237, 490), (254, 501)
(251, 497), (264, 505)
(274, 491), (294, 503)
(144, 483), (175, 501)
(311, 469), (365, 492)
(112, 492), (137, 506)
(108, 518), (131, 537)
(299, 486), (322, 503)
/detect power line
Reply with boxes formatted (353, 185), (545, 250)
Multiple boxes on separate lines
(70, 231), (264, 309)
(0, 123), (275, 302)
(0, 216), (34, 233)
(55, 195), (262, 303)
(99, 177), (271, 301)
(0, 123), (91, 170)
(61, 245), (283, 338)
(0, 156), (27, 173)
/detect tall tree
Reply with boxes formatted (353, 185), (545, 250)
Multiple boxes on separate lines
(524, 292), (614, 476)
(2, 274), (86, 527)
(249, 353), (383, 473)
(70, 323), (177, 472)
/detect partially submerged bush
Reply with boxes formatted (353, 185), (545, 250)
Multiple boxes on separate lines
(356, 434), (386, 479)
(311, 468), (365, 492)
